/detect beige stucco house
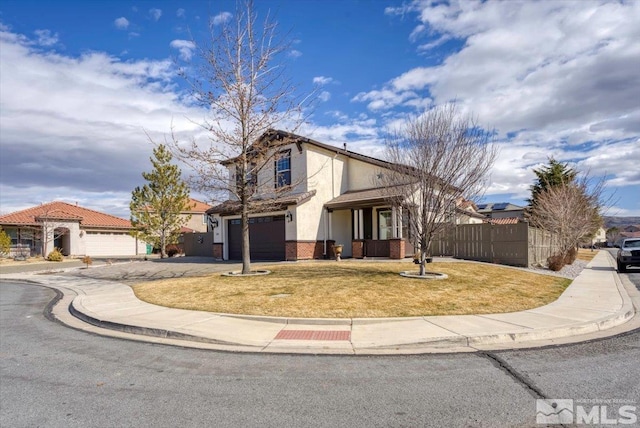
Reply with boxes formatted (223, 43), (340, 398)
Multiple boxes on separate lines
(179, 199), (213, 233)
(207, 130), (483, 261)
(0, 201), (146, 257)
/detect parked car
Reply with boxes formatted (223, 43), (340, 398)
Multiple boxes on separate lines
(617, 238), (640, 273)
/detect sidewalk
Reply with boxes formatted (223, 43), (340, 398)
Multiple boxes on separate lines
(1, 251), (637, 354)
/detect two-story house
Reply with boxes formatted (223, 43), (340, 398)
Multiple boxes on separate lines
(207, 129), (480, 261)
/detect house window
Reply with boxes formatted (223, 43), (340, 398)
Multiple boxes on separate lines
(235, 163), (257, 192)
(202, 214), (207, 224)
(275, 150), (291, 188)
(378, 210), (392, 240)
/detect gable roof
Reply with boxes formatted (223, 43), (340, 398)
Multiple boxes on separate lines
(185, 198), (213, 213)
(221, 129), (398, 171)
(222, 129), (458, 194)
(325, 186), (405, 210)
(207, 190), (317, 216)
(0, 201), (132, 229)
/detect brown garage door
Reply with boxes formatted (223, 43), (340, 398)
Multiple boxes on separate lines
(228, 215), (285, 260)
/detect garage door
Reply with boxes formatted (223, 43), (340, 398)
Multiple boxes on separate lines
(228, 215), (285, 260)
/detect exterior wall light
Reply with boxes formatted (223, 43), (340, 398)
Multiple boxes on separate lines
(285, 211), (293, 222)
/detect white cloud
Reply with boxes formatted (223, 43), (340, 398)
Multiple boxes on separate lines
(149, 8), (162, 21)
(352, 89), (419, 111)
(177, 8), (186, 18)
(170, 39), (196, 61)
(34, 29), (58, 46)
(211, 11), (232, 26)
(114, 17), (129, 30)
(318, 91), (331, 102)
(357, 0), (640, 201)
(288, 50), (302, 58)
(0, 26), (207, 216)
(313, 76), (333, 85)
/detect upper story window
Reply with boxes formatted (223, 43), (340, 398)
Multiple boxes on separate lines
(275, 149), (291, 188)
(235, 163), (257, 192)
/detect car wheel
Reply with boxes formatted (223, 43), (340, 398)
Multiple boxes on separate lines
(617, 262), (627, 273)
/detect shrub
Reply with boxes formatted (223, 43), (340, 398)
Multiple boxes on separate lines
(166, 244), (182, 258)
(0, 228), (11, 256)
(564, 247), (578, 265)
(167, 244), (180, 257)
(547, 254), (565, 272)
(47, 248), (64, 262)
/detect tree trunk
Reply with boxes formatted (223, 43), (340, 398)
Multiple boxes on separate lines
(159, 232), (167, 259)
(241, 205), (251, 274)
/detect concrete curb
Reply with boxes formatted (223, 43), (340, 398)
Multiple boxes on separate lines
(1, 250), (637, 355)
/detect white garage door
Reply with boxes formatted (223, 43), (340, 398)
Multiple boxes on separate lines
(84, 232), (139, 257)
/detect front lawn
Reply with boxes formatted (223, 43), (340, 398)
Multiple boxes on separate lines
(132, 261), (571, 318)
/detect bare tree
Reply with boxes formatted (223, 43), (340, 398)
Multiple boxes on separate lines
(529, 174), (605, 268)
(380, 103), (497, 275)
(168, 1), (312, 274)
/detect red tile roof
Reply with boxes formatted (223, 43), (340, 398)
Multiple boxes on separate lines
(620, 231), (640, 239)
(185, 198), (213, 213)
(0, 201), (132, 229)
(484, 217), (521, 225)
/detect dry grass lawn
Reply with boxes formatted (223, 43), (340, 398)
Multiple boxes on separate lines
(576, 248), (598, 263)
(132, 261), (571, 318)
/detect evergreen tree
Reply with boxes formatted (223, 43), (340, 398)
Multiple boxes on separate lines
(130, 145), (191, 258)
(0, 227), (11, 256)
(527, 158), (577, 207)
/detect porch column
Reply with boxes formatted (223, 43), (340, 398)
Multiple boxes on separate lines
(397, 206), (403, 238)
(328, 209), (333, 240)
(353, 209), (365, 240)
(391, 206), (398, 238)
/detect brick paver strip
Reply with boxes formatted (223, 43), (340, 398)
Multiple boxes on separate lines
(274, 330), (351, 341)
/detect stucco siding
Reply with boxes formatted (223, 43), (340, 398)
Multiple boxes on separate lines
(183, 213), (208, 232)
(330, 209), (352, 257)
(347, 158), (386, 191)
(294, 146), (346, 241)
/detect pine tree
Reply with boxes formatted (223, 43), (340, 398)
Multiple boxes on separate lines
(0, 227), (11, 256)
(527, 158), (577, 207)
(130, 145), (191, 258)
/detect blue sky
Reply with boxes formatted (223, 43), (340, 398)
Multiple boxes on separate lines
(1, 0), (639, 218)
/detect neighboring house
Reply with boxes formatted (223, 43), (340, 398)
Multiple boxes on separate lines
(207, 129), (475, 261)
(623, 225), (640, 233)
(454, 199), (486, 225)
(476, 202), (526, 221)
(617, 231), (640, 244)
(0, 201), (146, 257)
(592, 227), (606, 245)
(179, 198), (214, 233)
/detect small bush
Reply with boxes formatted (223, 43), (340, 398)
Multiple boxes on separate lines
(47, 249), (64, 262)
(547, 254), (566, 272)
(564, 247), (578, 265)
(166, 244), (182, 258)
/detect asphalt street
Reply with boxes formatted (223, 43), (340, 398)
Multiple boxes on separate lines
(1, 281), (638, 428)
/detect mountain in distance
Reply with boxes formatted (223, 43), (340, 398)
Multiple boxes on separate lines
(603, 216), (640, 229)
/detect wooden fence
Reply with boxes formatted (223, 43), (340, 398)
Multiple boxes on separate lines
(429, 223), (559, 267)
(182, 232), (214, 257)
